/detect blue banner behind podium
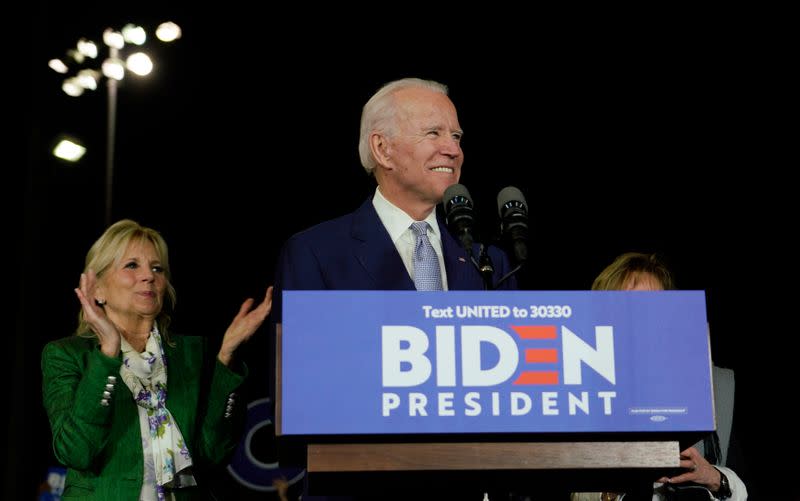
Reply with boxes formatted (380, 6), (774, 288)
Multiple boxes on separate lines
(280, 291), (713, 435)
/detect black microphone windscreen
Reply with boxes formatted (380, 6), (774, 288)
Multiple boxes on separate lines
(497, 186), (529, 265)
(444, 183), (473, 207)
(443, 183), (475, 253)
(497, 186), (527, 216)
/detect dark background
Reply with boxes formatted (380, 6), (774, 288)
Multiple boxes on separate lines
(13, 3), (793, 499)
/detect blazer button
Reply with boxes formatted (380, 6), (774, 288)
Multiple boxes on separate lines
(100, 399), (110, 407)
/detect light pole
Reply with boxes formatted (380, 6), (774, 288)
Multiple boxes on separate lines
(49, 22), (181, 226)
(105, 46), (119, 228)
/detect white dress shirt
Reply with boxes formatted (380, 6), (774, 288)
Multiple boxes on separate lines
(372, 187), (449, 290)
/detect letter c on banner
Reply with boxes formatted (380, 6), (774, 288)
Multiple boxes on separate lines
(226, 397), (305, 492)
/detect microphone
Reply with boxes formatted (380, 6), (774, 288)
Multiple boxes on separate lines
(443, 184), (475, 255)
(497, 186), (529, 265)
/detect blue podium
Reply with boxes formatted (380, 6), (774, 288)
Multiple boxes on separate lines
(276, 291), (714, 495)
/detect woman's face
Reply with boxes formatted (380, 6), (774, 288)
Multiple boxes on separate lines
(98, 239), (167, 321)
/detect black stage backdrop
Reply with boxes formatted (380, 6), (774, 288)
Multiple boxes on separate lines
(14, 3), (793, 500)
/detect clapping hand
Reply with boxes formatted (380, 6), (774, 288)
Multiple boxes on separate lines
(74, 270), (121, 357)
(217, 286), (273, 366)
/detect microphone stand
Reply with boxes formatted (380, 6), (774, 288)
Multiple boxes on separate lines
(494, 263), (522, 289)
(465, 238), (524, 290)
(477, 244), (495, 290)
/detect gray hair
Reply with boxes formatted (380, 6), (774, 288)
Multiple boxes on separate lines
(358, 77), (449, 175)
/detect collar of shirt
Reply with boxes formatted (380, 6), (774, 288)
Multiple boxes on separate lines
(372, 186), (441, 244)
(372, 187), (448, 289)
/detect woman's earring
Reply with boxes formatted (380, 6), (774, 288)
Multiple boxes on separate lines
(95, 299), (106, 306)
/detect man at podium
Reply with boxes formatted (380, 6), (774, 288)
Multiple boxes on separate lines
(273, 76), (516, 301)
(272, 77), (518, 499)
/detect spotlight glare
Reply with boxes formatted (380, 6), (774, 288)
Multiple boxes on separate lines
(156, 22), (182, 42)
(48, 59), (68, 73)
(126, 52), (153, 76)
(53, 139), (86, 162)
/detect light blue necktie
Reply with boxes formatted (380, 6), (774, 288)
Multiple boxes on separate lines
(411, 222), (443, 291)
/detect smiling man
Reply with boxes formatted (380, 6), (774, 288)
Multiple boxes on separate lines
(273, 77), (516, 298)
(269, 78), (518, 499)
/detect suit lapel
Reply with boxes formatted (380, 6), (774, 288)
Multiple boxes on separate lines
(350, 199), (415, 290)
(348, 199), (480, 290)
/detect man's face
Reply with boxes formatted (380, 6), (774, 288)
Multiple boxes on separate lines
(382, 87), (463, 209)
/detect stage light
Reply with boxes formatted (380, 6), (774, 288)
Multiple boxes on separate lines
(48, 21), (181, 225)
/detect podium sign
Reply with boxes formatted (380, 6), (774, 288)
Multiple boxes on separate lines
(279, 291), (713, 436)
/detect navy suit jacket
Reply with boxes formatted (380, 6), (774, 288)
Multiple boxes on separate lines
(271, 197), (519, 500)
(273, 197), (517, 322)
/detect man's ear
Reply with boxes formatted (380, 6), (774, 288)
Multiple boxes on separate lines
(369, 132), (392, 169)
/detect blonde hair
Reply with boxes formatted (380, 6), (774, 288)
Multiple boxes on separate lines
(76, 219), (176, 341)
(591, 252), (675, 291)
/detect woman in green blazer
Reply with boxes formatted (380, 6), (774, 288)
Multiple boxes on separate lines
(42, 219), (272, 500)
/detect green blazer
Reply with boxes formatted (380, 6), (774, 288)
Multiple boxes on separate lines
(42, 334), (247, 500)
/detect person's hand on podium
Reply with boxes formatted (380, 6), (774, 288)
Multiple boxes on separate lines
(578, 252), (748, 501)
(657, 446), (723, 493)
